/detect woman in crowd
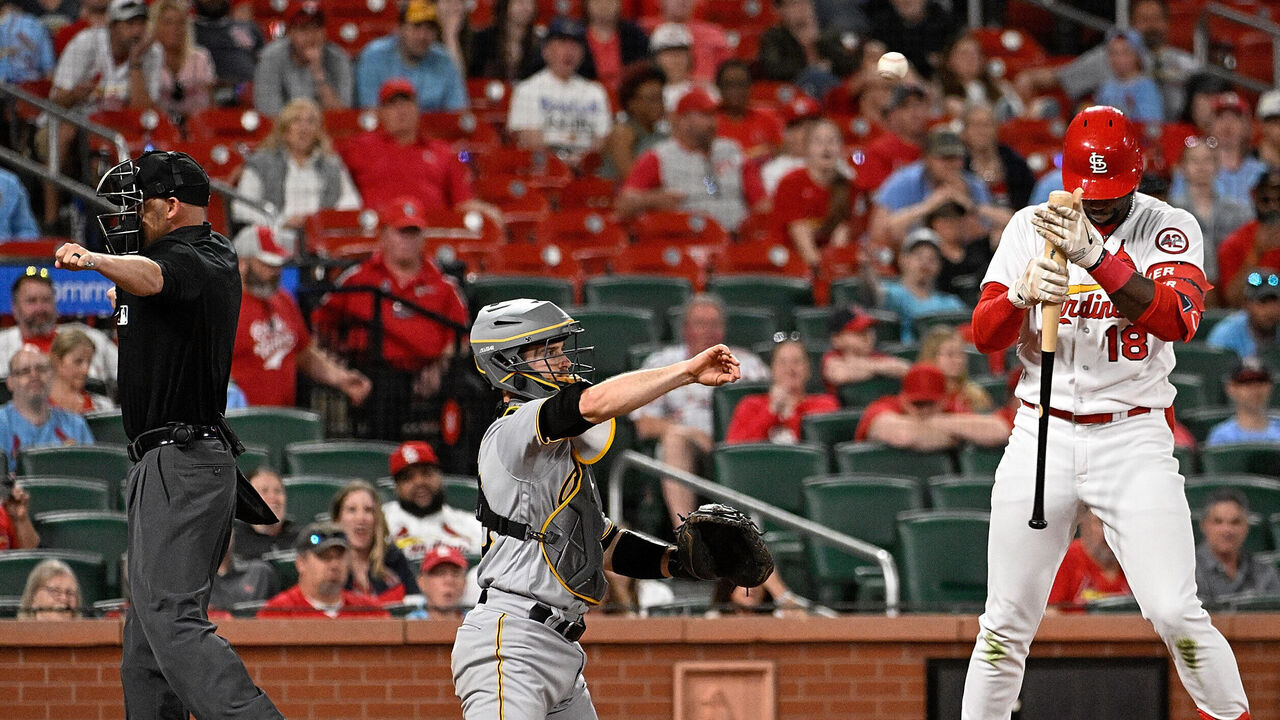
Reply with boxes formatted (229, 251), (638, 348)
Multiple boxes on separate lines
(935, 33), (1021, 122)
(600, 63), (668, 180)
(1166, 138), (1252, 288)
(147, 0), (215, 121)
(48, 328), (116, 414)
(232, 97), (361, 232)
(769, 118), (854, 267)
(468, 0), (542, 81)
(916, 325), (992, 413)
(959, 101), (1034, 211)
(725, 340), (838, 444)
(578, 0), (649, 92)
(330, 481), (419, 604)
(18, 559), (82, 620)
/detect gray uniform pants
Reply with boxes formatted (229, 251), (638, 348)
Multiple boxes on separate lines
(452, 590), (597, 720)
(121, 438), (283, 720)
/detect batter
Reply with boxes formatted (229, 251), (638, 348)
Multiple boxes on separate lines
(962, 106), (1251, 720)
(452, 298), (742, 720)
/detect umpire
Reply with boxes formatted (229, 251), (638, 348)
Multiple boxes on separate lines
(56, 151), (284, 720)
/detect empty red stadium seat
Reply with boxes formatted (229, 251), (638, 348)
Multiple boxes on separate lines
(612, 242), (707, 290)
(0, 238), (65, 259)
(419, 111), (502, 151)
(628, 210), (729, 251)
(323, 108), (379, 141)
(89, 109), (182, 153)
(712, 239), (809, 277)
(535, 209), (627, 249)
(557, 176), (616, 210)
(182, 140), (245, 181)
(187, 108), (274, 144)
(694, 0), (777, 27)
(327, 19), (397, 56)
(469, 147), (572, 188)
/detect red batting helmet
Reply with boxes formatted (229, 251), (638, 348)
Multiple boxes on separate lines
(1061, 106), (1143, 200)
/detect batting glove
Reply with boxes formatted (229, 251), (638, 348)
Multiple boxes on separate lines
(1008, 256), (1069, 309)
(1030, 202), (1104, 269)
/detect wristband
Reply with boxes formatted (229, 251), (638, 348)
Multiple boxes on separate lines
(1088, 250), (1135, 294)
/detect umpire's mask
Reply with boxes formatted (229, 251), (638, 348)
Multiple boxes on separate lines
(95, 150), (211, 254)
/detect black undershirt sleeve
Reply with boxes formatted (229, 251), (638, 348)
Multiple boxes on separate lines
(537, 382), (596, 442)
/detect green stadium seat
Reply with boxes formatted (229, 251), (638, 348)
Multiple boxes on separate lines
(225, 408), (324, 470)
(711, 443), (828, 520)
(1179, 407), (1234, 443)
(829, 277), (875, 309)
(1200, 443), (1280, 477)
(802, 474), (924, 604)
(33, 511), (128, 597)
(1170, 373), (1210, 412)
(262, 549), (298, 590)
(836, 376), (901, 408)
(284, 440), (399, 479)
(711, 381), (771, 442)
(707, 275), (813, 331)
(1085, 595), (1142, 613)
(834, 442), (955, 482)
(1174, 344), (1237, 405)
(567, 306), (659, 380)
(974, 376), (1009, 405)
(801, 409), (864, 449)
(237, 444), (270, 476)
(468, 275), (575, 311)
(582, 275), (692, 341)
(443, 474), (479, 512)
(1197, 308), (1234, 338)
(83, 410), (128, 445)
(17, 445), (131, 511)
(1185, 475), (1280, 517)
(1255, 548), (1280, 576)
(913, 310), (974, 337)
(0, 550), (109, 605)
(958, 445), (1005, 476)
(927, 475), (996, 511)
(626, 342), (665, 371)
(0, 596), (21, 618)
(1174, 445), (1198, 475)
(667, 306), (780, 350)
(896, 509), (989, 612)
(1226, 593), (1280, 612)
(281, 476), (351, 523)
(793, 306), (832, 344)
(21, 477), (110, 515)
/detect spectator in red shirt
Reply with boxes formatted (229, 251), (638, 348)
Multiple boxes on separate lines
(1218, 167), (1280, 307)
(257, 522), (391, 618)
(820, 305), (910, 391)
(770, 117), (854, 266)
(579, 0), (650, 93)
(714, 59), (783, 160)
(314, 196), (469, 439)
(1047, 509), (1131, 613)
(231, 225), (370, 408)
(854, 362), (1009, 449)
(726, 340), (838, 444)
(639, 0), (729, 83)
(853, 82), (930, 193)
(337, 78), (498, 223)
(0, 482), (39, 551)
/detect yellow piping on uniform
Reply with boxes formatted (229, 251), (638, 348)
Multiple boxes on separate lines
(496, 613), (507, 719)
(539, 466), (603, 605)
(473, 319), (576, 343)
(1069, 283), (1101, 295)
(599, 519), (614, 540)
(571, 418), (615, 465)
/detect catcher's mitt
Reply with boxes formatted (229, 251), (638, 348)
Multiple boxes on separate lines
(673, 503), (773, 587)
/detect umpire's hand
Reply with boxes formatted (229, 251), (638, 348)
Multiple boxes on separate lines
(55, 242), (99, 271)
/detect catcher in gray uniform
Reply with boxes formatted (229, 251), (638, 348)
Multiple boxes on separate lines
(453, 298), (769, 720)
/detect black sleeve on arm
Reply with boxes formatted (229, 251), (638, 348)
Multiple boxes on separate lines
(537, 382), (596, 442)
(611, 529), (674, 580)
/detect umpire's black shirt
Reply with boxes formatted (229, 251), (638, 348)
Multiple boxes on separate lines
(116, 222), (241, 440)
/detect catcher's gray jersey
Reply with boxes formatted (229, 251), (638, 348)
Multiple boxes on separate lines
(475, 397), (616, 616)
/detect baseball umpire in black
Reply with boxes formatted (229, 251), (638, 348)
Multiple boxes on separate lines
(56, 151), (284, 720)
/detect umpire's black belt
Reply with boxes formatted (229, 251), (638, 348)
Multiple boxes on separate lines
(478, 588), (586, 642)
(128, 423), (222, 462)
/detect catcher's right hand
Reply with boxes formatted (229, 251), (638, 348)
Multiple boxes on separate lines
(1008, 256), (1069, 309)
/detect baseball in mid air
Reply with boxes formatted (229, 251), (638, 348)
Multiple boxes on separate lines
(877, 51), (909, 80)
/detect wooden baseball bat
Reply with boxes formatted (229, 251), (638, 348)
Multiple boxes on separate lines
(1029, 190), (1073, 530)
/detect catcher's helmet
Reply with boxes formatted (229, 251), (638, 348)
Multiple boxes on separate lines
(1061, 105), (1143, 201)
(470, 298), (594, 399)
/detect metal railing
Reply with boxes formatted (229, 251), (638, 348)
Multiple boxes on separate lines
(605, 450), (901, 616)
(1193, 2), (1280, 93)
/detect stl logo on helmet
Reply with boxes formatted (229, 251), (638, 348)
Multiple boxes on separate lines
(1089, 152), (1108, 174)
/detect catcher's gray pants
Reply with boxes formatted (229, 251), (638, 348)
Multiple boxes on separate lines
(453, 588), (598, 720)
(121, 439), (283, 720)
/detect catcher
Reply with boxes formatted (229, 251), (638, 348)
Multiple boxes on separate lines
(453, 298), (772, 720)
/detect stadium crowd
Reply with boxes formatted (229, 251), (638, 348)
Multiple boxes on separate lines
(1, 0), (1280, 618)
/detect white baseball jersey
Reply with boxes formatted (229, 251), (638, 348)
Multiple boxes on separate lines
(984, 192), (1204, 414)
(383, 501), (484, 560)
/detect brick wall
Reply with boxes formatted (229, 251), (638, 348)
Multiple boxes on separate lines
(2, 614), (1278, 719)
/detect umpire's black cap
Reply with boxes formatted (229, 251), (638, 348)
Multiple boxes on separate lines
(134, 150), (211, 207)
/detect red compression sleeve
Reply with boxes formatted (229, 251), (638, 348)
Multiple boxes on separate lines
(1133, 261), (1210, 342)
(1088, 251), (1136, 294)
(971, 283), (1024, 353)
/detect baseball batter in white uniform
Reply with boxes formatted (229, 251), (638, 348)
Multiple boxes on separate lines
(452, 298), (742, 720)
(962, 106), (1251, 720)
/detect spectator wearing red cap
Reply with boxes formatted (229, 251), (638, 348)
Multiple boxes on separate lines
(507, 17), (612, 166)
(638, 0), (729, 84)
(756, 0), (856, 100)
(355, 0), (466, 111)
(713, 59), (784, 160)
(338, 78), (498, 223)
(257, 521), (391, 618)
(382, 440), (483, 563)
(854, 363), (1010, 450)
(769, 118), (855, 266)
(618, 87), (749, 231)
(252, 0), (353, 116)
(314, 196), (469, 439)
(407, 544), (469, 621)
(600, 63), (669, 180)
(230, 224), (371, 408)
(821, 305), (910, 390)
(725, 340), (838, 444)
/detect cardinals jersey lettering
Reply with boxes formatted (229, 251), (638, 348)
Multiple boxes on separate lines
(983, 192), (1204, 413)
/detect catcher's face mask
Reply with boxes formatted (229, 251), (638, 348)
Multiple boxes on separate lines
(514, 335), (595, 394)
(95, 158), (145, 255)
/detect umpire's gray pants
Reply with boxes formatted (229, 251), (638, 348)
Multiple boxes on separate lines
(452, 592), (597, 720)
(121, 439), (283, 720)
